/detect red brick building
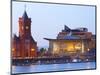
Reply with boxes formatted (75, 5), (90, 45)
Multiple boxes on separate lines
(12, 11), (37, 59)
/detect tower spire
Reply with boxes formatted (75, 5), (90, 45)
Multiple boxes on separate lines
(22, 4), (28, 19)
(24, 4), (26, 11)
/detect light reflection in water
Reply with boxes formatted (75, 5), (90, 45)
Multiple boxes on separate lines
(53, 64), (59, 69)
(12, 62), (96, 74)
(66, 63), (71, 69)
(86, 62), (91, 69)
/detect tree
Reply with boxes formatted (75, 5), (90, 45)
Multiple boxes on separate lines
(40, 48), (46, 52)
(39, 48), (46, 57)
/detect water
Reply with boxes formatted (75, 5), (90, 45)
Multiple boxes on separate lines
(12, 62), (96, 74)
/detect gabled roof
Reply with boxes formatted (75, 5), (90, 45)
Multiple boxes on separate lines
(13, 34), (20, 42)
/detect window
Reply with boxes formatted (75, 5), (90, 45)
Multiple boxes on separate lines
(22, 26), (23, 30)
(25, 39), (30, 50)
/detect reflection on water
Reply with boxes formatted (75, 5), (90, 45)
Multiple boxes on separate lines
(12, 62), (96, 74)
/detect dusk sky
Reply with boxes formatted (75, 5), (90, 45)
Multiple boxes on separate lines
(12, 1), (96, 48)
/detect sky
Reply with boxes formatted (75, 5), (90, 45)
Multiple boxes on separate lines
(12, 1), (96, 48)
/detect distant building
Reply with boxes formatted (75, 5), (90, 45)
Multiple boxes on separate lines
(45, 25), (95, 56)
(12, 11), (37, 59)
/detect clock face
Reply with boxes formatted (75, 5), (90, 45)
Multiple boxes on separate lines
(21, 26), (29, 30)
(26, 26), (29, 29)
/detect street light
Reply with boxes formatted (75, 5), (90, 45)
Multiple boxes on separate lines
(87, 48), (90, 51)
(31, 48), (35, 51)
(12, 48), (15, 51)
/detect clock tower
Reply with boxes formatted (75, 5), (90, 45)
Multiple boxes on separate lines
(12, 10), (37, 58)
(19, 11), (31, 38)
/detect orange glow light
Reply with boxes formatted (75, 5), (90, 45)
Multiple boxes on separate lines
(12, 48), (15, 51)
(31, 48), (35, 51)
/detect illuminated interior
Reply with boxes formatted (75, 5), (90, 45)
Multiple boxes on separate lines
(53, 43), (59, 53)
(75, 43), (81, 50)
(52, 41), (83, 54)
(66, 42), (74, 51)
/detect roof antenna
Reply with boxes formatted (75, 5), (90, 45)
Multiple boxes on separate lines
(24, 4), (26, 11)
